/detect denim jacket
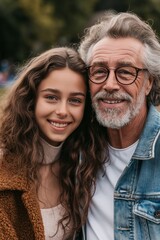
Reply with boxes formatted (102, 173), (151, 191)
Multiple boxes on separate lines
(81, 105), (160, 240)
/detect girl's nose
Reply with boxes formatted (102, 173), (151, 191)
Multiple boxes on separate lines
(55, 102), (68, 118)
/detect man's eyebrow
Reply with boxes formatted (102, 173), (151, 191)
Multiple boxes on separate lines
(116, 61), (134, 67)
(40, 88), (86, 97)
(91, 61), (108, 67)
(92, 61), (135, 67)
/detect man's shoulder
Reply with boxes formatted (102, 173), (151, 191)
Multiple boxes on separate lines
(156, 105), (160, 112)
(146, 105), (160, 128)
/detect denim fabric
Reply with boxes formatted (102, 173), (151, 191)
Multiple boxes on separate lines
(114, 105), (160, 240)
(82, 105), (160, 240)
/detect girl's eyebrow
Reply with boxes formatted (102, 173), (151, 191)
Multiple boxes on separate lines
(40, 88), (86, 97)
(40, 88), (59, 93)
(70, 92), (86, 97)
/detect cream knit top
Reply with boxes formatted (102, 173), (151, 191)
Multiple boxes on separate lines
(40, 138), (68, 240)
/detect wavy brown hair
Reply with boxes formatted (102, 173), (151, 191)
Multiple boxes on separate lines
(0, 47), (107, 239)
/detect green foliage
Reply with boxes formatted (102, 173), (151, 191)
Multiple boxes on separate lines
(1, 0), (160, 63)
(0, 0), (61, 61)
(50, 0), (98, 43)
(0, 0), (98, 62)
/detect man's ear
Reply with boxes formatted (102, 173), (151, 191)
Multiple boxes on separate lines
(145, 75), (153, 96)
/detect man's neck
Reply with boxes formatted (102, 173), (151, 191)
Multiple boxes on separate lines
(107, 108), (148, 149)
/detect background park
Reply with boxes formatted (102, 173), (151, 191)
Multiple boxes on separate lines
(0, 0), (160, 96)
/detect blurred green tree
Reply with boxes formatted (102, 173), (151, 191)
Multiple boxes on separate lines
(1, 0), (160, 63)
(49, 0), (98, 44)
(0, 0), (97, 62)
(0, 0), (60, 61)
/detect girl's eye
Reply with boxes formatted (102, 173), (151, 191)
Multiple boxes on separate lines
(69, 98), (82, 105)
(45, 95), (58, 101)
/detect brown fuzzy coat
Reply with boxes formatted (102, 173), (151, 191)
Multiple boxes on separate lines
(0, 164), (45, 240)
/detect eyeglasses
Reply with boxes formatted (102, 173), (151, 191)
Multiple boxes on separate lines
(87, 65), (148, 85)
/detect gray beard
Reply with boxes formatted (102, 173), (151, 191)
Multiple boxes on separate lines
(92, 87), (146, 129)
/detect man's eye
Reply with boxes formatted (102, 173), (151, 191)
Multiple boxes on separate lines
(118, 69), (132, 75)
(117, 68), (136, 76)
(92, 68), (107, 76)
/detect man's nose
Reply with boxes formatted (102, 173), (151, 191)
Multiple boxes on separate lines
(102, 70), (120, 91)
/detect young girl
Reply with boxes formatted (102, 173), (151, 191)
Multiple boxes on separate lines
(0, 47), (106, 240)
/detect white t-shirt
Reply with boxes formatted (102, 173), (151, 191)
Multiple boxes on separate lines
(86, 140), (138, 240)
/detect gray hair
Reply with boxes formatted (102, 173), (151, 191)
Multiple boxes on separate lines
(79, 11), (160, 105)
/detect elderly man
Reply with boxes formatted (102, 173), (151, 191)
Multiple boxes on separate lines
(78, 11), (160, 240)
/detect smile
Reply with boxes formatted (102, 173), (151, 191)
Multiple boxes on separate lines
(102, 99), (122, 104)
(49, 121), (69, 128)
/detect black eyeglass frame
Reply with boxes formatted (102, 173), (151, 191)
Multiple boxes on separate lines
(87, 66), (148, 85)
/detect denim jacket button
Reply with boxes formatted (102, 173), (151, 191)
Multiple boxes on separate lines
(154, 210), (160, 218)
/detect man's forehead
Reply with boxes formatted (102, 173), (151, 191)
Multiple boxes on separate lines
(89, 37), (144, 66)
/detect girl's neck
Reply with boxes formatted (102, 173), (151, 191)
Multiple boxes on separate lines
(40, 138), (63, 165)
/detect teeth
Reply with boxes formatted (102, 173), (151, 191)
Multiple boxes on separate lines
(50, 121), (68, 128)
(103, 100), (122, 104)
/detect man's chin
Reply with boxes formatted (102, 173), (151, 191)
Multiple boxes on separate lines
(95, 111), (131, 129)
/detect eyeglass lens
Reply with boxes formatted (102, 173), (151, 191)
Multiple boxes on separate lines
(89, 66), (138, 84)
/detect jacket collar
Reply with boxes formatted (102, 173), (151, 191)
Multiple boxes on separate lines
(133, 105), (160, 160)
(0, 164), (45, 239)
(0, 165), (30, 191)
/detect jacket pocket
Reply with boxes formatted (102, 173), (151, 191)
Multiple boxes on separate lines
(133, 200), (160, 224)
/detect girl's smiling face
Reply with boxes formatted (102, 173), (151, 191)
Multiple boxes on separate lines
(35, 67), (86, 146)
